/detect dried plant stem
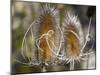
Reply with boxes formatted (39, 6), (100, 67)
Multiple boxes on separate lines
(81, 17), (92, 52)
(56, 23), (65, 56)
(70, 59), (74, 70)
(21, 21), (35, 59)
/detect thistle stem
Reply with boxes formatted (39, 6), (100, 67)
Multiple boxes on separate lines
(70, 59), (74, 70)
(81, 17), (92, 52)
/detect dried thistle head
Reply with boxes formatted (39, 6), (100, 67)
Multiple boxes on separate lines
(36, 4), (59, 63)
(62, 11), (84, 62)
(66, 25), (81, 59)
(20, 4), (59, 65)
(38, 3), (59, 34)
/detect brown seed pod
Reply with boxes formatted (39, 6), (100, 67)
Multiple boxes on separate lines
(36, 4), (59, 64)
(62, 11), (84, 61)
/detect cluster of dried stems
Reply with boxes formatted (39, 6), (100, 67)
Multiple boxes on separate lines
(16, 4), (94, 71)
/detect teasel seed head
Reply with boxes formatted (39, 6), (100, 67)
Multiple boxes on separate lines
(36, 4), (60, 64)
(62, 10), (84, 61)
